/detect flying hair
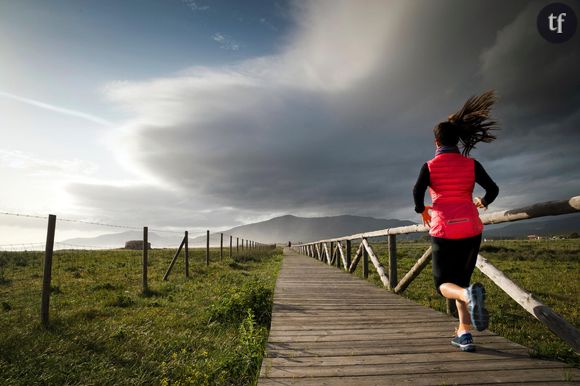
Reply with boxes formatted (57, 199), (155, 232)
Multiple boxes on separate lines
(434, 90), (499, 156)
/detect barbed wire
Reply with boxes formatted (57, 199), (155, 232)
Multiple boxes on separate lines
(0, 211), (267, 246)
(0, 211), (47, 220)
(0, 210), (185, 234)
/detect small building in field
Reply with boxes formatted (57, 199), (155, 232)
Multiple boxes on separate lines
(125, 240), (151, 250)
(527, 234), (542, 240)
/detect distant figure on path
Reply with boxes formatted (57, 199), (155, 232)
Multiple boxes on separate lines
(288, 241), (292, 248)
(413, 90), (499, 352)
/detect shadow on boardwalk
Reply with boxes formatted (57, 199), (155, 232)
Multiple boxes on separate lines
(258, 249), (579, 385)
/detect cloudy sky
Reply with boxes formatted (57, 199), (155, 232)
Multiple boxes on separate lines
(1, 0), (579, 244)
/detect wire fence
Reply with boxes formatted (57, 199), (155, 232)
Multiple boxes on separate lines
(0, 211), (275, 328)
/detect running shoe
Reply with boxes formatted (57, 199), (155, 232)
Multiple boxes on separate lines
(451, 332), (475, 352)
(467, 282), (489, 331)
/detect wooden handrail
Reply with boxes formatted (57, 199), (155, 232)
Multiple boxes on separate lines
(476, 254), (580, 352)
(296, 195), (580, 245)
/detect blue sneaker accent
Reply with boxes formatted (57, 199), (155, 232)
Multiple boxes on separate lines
(451, 333), (475, 352)
(467, 282), (489, 331)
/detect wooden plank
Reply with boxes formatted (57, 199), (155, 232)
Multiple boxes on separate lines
(259, 368), (577, 386)
(263, 350), (537, 367)
(261, 358), (568, 378)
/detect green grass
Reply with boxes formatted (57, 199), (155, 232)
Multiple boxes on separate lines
(344, 238), (580, 366)
(0, 246), (283, 385)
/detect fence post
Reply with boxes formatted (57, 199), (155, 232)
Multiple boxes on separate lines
(143, 226), (148, 293)
(206, 230), (210, 266)
(346, 240), (352, 270)
(220, 233), (223, 260)
(40, 214), (56, 327)
(236, 237), (239, 254)
(329, 241), (334, 265)
(229, 235), (232, 259)
(336, 242), (341, 269)
(388, 234), (397, 291)
(362, 239), (369, 279)
(185, 231), (189, 278)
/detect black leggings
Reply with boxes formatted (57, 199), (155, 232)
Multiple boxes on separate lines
(431, 234), (482, 295)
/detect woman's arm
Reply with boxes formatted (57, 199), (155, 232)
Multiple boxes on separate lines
(474, 160), (499, 207)
(413, 163), (429, 213)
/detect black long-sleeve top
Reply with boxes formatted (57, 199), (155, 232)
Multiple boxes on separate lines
(413, 160), (499, 213)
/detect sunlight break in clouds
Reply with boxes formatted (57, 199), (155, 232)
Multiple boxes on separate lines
(0, 91), (113, 127)
(0, 150), (98, 176)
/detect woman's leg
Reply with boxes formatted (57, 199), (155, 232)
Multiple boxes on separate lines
(439, 283), (471, 334)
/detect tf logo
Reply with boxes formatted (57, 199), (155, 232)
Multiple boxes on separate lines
(537, 2), (577, 43)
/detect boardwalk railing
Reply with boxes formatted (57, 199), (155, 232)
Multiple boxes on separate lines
(294, 195), (580, 352)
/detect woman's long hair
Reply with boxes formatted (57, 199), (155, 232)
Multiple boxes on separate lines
(434, 90), (499, 156)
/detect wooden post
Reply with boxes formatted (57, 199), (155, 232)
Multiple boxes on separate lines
(229, 235), (232, 258)
(236, 237), (239, 254)
(362, 238), (389, 288)
(242, 238), (244, 251)
(388, 234), (397, 291)
(329, 242), (334, 265)
(348, 242), (364, 273)
(163, 235), (186, 281)
(394, 247), (432, 293)
(206, 230), (210, 266)
(362, 239), (369, 279)
(142, 226), (148, 293)
(336, 242), (341, 269)
(346, 240), (352, 270)
(40, 214), (56, 327)
(220, 233), (223, 260)
(185, 231), (189, 278)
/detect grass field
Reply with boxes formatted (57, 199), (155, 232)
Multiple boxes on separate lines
(348, 238), (580, 366)
(0, 246), (283, 385)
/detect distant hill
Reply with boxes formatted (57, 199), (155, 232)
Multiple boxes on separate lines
(60, 212), (580, 248)
(190, 214), (416, 245)
(60, 230), (186, 249)
(60, 215), (415, 248)
(483, 213), (580, 238)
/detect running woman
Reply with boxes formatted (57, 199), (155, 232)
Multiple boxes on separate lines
(413, 90), (499, 352)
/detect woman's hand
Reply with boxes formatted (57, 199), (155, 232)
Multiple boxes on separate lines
(421, 206), (432, 227)
(474, 197), (487, 210)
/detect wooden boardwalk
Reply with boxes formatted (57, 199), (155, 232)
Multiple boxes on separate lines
(258, 249), (579, 385)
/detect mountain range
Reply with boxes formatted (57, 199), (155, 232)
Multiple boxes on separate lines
(61, 213), (580, 248)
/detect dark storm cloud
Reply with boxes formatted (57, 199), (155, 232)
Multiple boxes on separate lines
(72, 0), (579, 225)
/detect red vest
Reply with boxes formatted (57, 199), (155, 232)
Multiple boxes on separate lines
(427, 153), (483, 239)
